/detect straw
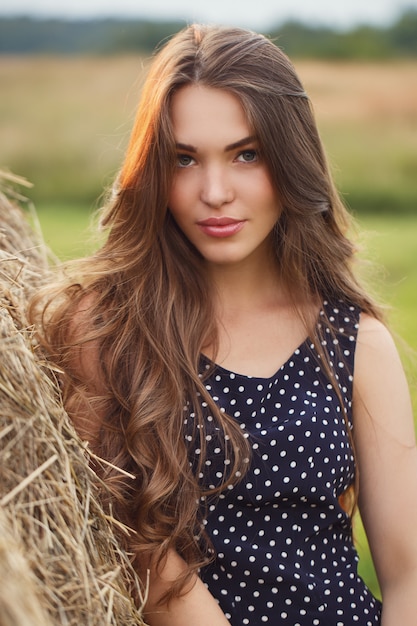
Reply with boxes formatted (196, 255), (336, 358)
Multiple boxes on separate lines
(0, 171), (147, 626)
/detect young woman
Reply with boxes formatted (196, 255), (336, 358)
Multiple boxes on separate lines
(32, 24), (417, 625)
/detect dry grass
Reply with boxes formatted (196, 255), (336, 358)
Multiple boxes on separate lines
(297, 60), (417, 123)
(1, 56), (416, 211)
(0, 56), (146, 186)
(0, 171), (147, 626)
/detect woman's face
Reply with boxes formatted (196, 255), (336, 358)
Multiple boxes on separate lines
(168, 84), (282, 270)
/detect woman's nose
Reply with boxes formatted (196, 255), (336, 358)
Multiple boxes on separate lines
(200, 166), (234, 208)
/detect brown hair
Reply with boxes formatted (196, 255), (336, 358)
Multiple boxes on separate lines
(30, 24), (383, 601)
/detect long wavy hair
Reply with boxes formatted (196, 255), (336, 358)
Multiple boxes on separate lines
(30, 24), (383, 601)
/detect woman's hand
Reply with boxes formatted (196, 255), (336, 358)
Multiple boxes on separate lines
(144, 550), (231, 626)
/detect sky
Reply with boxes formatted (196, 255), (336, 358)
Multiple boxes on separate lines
(1, 0), (416, 31)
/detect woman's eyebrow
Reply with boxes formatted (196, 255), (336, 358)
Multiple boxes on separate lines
(175, 135), (257, 154)
(175, 142), (197, 153)
(224, 135), (257, 151)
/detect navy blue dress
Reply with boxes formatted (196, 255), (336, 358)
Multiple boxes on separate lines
(190, 301), (382, 625)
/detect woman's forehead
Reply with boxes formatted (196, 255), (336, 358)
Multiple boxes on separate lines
(170, 85), (254, 148)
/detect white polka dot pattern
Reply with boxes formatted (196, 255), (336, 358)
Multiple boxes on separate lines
(188, 302), (382, 625)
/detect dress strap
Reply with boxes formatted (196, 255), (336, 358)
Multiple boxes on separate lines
(318, 300), (361, 426)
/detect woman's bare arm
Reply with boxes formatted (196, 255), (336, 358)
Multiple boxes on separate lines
(353, 314), (417, 625)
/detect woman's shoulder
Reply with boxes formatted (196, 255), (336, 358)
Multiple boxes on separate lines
(65, 292), (108, 388)
(356, 311), (398, 358)
(71, 290), (98, 319)
(68, 290), (105, 337)
(354, 312), (407, 402)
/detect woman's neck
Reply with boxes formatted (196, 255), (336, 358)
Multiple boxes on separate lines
(204, 260), (320, 377)
(207, 255), (286, 316)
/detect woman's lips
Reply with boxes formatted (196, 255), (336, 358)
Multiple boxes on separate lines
(197, 217), (246, 238)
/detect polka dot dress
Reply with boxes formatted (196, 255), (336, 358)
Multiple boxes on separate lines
(189, 302), (382, 625)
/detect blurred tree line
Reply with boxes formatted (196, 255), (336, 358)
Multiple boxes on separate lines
(1, 9), (417, 58)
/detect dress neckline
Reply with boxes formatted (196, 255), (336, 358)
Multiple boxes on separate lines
(200, 300), (356, 382)
(200, 335), (312, 382)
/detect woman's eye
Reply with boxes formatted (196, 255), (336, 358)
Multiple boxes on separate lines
(237, 150), (258, 163)
(177, 154), (194, 167)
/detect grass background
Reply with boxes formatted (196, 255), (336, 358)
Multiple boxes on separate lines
(2, 56), (416, 213)
(1, 54), (416, 598)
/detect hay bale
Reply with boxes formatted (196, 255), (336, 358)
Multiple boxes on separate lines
(0, 171), (147, 626)
(0, 506), (53, 626)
